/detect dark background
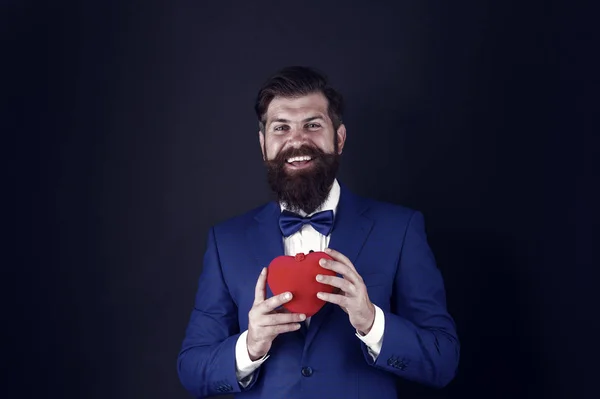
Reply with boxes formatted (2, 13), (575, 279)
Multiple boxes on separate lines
(4, 1), (597, 398)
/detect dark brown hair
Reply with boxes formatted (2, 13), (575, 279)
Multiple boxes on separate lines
(254, 66), (344, 132)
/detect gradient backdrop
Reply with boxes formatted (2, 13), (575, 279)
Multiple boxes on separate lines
(5, 1), (596, 398)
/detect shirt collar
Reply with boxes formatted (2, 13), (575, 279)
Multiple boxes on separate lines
(279, 178), (341, 217)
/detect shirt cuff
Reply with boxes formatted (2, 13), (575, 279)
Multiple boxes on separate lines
(355, 305), (385, 359)
(235, 330), (269, 386)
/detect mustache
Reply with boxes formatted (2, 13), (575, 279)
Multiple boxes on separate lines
(263, 141), (341, 215)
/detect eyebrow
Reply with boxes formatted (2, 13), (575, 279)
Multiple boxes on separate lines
(269, 116), (325, 126)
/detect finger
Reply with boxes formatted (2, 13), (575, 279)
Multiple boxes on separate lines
(261, 312), (306, 326)
(319, 258), (361, 285)
(260, 291), (293, 313)
(268, 323), (302, 335)
(316, 291), (348, 307)
(253, 267), (267, 304)
(324, 247), (356, 271)
(316, 274), (356, 294)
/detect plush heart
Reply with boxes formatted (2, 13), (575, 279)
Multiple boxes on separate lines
(267, 252), (337, 317)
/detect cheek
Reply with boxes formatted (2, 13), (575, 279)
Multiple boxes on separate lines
(317, 136), (335, 153)
(265, 140), (282, 160)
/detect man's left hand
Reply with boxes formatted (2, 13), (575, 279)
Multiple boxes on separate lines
(316, 248), (376, 335)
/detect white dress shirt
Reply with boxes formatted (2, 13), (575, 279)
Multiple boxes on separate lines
(235, 179), (385, 386)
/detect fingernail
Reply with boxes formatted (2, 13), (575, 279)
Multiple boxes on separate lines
(284, 292), (291, 299)
(319, 259), (327, 266)
(324, 248), (331, 252)
(317, 292), (323, 299)
(299, 314), (306, 321)
(316, 274), (323, 281)
(261, 267), (266, 275)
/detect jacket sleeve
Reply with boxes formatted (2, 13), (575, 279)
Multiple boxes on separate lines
(177, 226), (261, 397)
(361, 211), (460, 388)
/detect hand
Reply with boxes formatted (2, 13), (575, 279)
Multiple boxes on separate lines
(316, 248), (376, 335)
(247, 267), (306, 361)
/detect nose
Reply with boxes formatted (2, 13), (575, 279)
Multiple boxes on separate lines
(287, 125), (310, 148)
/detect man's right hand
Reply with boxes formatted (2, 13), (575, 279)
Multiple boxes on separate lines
(246, 267), (306, 361)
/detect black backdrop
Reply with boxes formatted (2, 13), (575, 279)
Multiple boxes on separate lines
(5, 1), (597, 398)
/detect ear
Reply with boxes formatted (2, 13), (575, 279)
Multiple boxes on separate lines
(259, 130), (266, 160)
(336, 124), (347, 154)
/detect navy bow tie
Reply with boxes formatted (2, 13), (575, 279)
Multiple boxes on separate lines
(279, 209), (334, 237)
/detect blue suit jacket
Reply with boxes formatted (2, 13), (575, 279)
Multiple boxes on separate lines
(177, 183), (459, 398)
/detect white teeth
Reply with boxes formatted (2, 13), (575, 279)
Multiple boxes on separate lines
(286, 156), (312, 163)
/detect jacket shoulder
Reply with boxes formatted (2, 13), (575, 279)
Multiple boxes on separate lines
(352, 191), (419, 222)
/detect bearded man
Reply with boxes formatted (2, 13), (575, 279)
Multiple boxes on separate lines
(177, 66), (459, 399)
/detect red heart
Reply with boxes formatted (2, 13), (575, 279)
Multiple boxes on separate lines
(267, 252), (337, 317)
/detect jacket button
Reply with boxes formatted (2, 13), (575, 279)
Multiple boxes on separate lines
(301, 366), (313, 377)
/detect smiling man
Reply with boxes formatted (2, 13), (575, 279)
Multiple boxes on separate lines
(177, 66), (460, 399)
(261, 91), (344, 218)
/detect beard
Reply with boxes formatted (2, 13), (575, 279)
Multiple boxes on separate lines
(264, 143), (340, 215)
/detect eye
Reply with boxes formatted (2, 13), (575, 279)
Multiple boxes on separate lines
(273, 125), (289, 132)
(306, 123), (321, 130)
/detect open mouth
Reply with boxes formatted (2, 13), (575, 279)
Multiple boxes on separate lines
(285, 155), (314, 169)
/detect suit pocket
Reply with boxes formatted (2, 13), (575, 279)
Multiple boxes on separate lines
(362, 273), (391, 311)
(362, 272), (389, 287)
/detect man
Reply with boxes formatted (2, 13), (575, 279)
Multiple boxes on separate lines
(177, 66), (459, 398)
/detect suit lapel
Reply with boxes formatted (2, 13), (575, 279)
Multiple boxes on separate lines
(327, 184), (374, 269)
(304, 183), (374, 351)
(247, 201), (285, 299)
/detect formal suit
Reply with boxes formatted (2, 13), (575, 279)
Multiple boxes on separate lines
(177, 181), (460, 398)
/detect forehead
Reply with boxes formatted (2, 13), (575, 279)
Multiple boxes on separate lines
(265, 92), (329, 121)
